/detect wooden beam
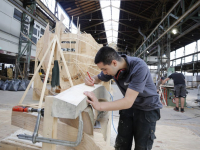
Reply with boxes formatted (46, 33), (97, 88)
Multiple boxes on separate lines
(42, 96), (57, 150)
(52, 83), (111, 119)
(11, 109), (114, 149)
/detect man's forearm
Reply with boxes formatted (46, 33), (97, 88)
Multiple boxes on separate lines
(162, 78), (170, 85)
(93, 75), (101, 84)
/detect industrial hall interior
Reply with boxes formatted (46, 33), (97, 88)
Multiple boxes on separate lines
(0, 0), (200, 149)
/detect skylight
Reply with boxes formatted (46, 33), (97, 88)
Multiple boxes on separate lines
(100, 1), (121, 45)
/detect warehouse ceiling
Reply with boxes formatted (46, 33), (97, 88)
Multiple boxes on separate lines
(15, 0), (200, 55)
(58, 0), (107, 44)
(57, 0), (200, 55)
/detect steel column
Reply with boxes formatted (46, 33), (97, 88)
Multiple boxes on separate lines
(15, 0), (36, 79)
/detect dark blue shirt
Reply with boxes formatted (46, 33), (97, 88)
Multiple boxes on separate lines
(168, 72), (185, 85)
(98, 55), (162, 111)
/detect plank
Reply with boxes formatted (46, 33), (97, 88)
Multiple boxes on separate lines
(11, 112), (114, 150)
(42, 96), (57, 150)
(55, 36), (74, 87)
(52, 83), (111, 119)
(38, 39), (56, 108)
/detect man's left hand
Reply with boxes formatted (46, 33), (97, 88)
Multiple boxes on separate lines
(84, 91), (101, 111)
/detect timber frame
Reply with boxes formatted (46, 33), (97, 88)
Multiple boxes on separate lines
(4, 14), (114, 150)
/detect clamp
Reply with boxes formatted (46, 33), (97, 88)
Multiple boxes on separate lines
(17, 109), (83, 147)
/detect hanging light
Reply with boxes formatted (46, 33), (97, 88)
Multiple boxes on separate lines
(89, 13), (92, 21)
(171, 28), (178, 34)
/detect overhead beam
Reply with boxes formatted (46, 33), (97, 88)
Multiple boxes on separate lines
(94, 36), (135, 46)
(135, 0), (182, 55)
(172, 22), (200, 42)
(117, 38), (135, 46)
(102, 43), (131, 50)
(73, 19), (148, 21)
(71, 4), (151, 21)
(81, 20), (110, 30)
(68, 7), (99, 17)
(74, 5), (110, 18)
(93, 29), (137, 40)
(86, 30), (136, 32)
(136, 0), (200, 57)
(113, 20), (138, 31)
(67, 2), (95, 13)
(112, 5), (151, 21)
(117, 43), (131, 49)
(133, 1), (165, 48)
(115, 30), (137, 40)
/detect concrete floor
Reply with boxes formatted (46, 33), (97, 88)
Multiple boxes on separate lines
(0, 85), (200, 149)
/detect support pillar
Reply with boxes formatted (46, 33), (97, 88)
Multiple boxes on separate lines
(157, 44), (161, 79)
(15, 0), (36, 79)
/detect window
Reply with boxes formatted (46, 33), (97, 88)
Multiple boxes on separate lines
(176, 58), (181, 65)
(32, 36), (37, 44)
(176, 47), (184, 58)
(41, 28), (45, 35)
(36, 25), (40, 28)
(185, 56), (192, 63)
(170, 51), (175, 60)
(33, 28), (37, 35)
(13, 8), (22, 21)
(185, 42), (196, 55)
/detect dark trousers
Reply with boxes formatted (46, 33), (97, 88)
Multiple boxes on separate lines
(114, 108), (160, 150)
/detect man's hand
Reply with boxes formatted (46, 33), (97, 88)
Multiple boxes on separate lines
(84, 76), (95, 86)
(84, 91), (101, 111)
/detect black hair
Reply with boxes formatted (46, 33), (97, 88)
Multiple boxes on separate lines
(94, 46), (122, 65)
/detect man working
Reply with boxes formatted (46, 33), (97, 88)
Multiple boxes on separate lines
(84, 46), (162, 150)
(156, 77), (165, 93)
(162, 72), (186, 113)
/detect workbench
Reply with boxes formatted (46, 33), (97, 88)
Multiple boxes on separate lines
(160, 85), (186, 107)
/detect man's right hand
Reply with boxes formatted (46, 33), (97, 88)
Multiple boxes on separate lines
(84, 76), (95, 86)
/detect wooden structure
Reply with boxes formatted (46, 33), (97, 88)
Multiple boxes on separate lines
(2, 15), (114, 149)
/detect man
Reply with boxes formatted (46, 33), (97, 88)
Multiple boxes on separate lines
(162, 72), (186, 113)
(156, 77), (165, 93)
(84, 46), (162, 150)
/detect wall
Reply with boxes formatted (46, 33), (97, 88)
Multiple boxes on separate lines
(0, 0), (46, 58)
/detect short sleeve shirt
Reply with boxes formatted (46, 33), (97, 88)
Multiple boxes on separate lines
(97, 55), (163, 111)
(168, 73), (185, 85)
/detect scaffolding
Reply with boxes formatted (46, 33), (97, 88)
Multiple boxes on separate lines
(133, 0), (200, 77)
